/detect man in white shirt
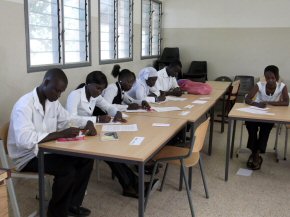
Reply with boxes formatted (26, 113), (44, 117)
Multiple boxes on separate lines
(150, 61), (183, 97)
(8, 68), (96, 217)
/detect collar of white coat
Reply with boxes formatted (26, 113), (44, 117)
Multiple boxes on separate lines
(159, 68), (169, 78)
(32, 87), (46, 116)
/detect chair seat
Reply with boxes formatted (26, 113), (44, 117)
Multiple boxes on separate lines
(154, 146), (200, 167)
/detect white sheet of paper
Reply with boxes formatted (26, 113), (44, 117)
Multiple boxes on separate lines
(236, 168), (253, 176)
(122, 113), (129, 118)
(184, 105), (194, 109)
(179, 111), (190, 116)
(165, 96), (187, 101)
(199, 97), (211, 100)
(237, 107), (275, 115)
(130, 137), (144, 146)
(102, 124), (138, 132)
(192, 100), (208, 104)
(248, 106), (269, 111)
(152, 123), (170, 127)
(151, 106), (181, 112)
(125, 109), (148, 113)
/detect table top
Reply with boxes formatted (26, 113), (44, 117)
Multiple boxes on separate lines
(206, 81), (231, 90)
(127, 91), (224, 122)
(0, 170), (8, 182)
(39, 116), (187, 162)
(228, 103), (290, 123)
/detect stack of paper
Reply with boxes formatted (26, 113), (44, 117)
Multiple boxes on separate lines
(165, 96), (187, 101)
(151, 106), (181, 112)
(236, 106), (274, 115)
(102, 124), (138, 132)
(192, 100), (208, 104)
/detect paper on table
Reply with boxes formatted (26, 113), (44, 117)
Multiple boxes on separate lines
(236, 168), (253, 176)
(248, 106), (269, 111)
(122, 113), (129, 118)
(236, 107), (274, 115)
(125, 109), (148, 113)
(152, 123), (170, 127)
(184, 105), (194, 109)
(165, 96), (187, 101)
(199, 97), (211, 100)
(95, 120), (122, 126)
(179, 111), (190, 116)
(130, 137), (144, 146)
(102, 124), (138, 132)
(151, 106), (181, 112)
(192, 100), (208, 104)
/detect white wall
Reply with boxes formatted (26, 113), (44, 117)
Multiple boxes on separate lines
(0, 0), (157, 125)
(162, 0), (290, 85)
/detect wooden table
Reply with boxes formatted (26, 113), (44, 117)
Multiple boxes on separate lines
(38, 116), (187, 217)
(206, 81), (231, 90)
(0, 169), (8, 217)
(225, 103), (290, 181)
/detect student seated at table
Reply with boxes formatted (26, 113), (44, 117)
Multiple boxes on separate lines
(103, 64), (151, 111)
(66, 70), (125, 123)
(150, 61), (183, 97)
(67, 70), (150, 198)
(8, 68), (96, 217)
(245, 65), (289, 170)
(127, 67), (166, 102)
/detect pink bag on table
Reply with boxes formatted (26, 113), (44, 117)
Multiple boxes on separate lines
(178, 79), (212, 95)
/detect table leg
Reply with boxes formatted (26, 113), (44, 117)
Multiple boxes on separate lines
(138, 163), (144, 217)
(208, 107), (214, 155)
(221, 94), (226, 133)
(225, 119), (233, 181)
(38, 149), (45, 217)
(230, 120), (237, 159)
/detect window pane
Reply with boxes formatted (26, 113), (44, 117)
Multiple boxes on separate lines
(142, 0), (150, 56)
(118, 0), (131, 59)
(100, 0), (115, 60)
(151, 1), (161, 56)
(28, 0), (59, 66)
(63, 0), (88, 63)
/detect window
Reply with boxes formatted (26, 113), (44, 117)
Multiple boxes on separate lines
(25, 0), (91, 72)
(99, 0), (133, 64)
(141, 0), (162, 58)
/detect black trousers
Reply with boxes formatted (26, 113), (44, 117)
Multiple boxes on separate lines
(105, 161), (138, 190)
(245, 121), (274, 153)
(22, 154), (94, 217)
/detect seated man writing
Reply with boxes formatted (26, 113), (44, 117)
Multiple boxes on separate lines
(8, 68), (96, 217)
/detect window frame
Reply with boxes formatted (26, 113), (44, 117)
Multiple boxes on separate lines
(141, 0), (162, 60)
(98, 0), (134, 65)
(24, 0), (92, 73)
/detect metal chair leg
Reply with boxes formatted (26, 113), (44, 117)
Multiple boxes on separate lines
(144, 162), (159, 210)
(285, 126), (288, 160)
(179, 165), (183, 191)
(160, 163), (169, 192)
(181, 160), (195, 217)
(7, 178), (21, 217)
(199, 156), (209, 199)
(188, 167), (193, 190)
(274, 124), (280, 162)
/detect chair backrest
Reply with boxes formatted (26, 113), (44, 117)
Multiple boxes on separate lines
(0, 122), (9, 154)
(231, 80), (240, 95)
(234, 75), (254, 96)
(158, 47), (180, 64)
(192, 118), (210, 153)
(187, 61), (207, 75)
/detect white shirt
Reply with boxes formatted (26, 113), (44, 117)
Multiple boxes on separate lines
(8, 88), (87, 171)
(255, 81), (286, 103)
(127, 79), (156, 103)
(102, 82), (142, 111)
(150, 68), (179, 96)
(66, 86), (118, 123)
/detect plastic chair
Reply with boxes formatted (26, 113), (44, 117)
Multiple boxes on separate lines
(234, 75), (254, 98)
(145, 118), (210, 217)
(183, 61), (207, 82)
(157, 47), (180, 65)
(0, 122), (51, 217)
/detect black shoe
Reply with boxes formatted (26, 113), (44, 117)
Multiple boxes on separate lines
(68, 206), (91, 217)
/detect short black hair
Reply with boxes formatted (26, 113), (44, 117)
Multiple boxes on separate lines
(44, 68), (68, 85)
(264, 65), (279, 80)
(111, 64), (135, 81)
(86, 71), (108, 87)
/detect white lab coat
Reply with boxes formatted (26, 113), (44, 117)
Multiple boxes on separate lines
(66, 86), (118, 122)
(8, 88), (87, 171)
(127, 79), (156, 103)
